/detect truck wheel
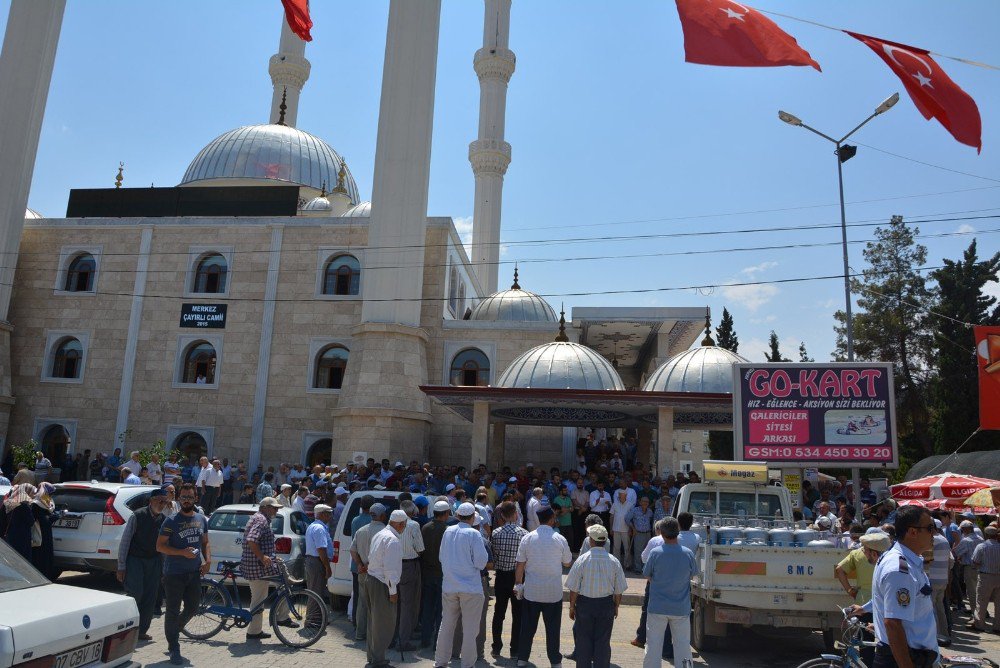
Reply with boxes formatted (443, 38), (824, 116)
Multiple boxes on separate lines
(822, 628), (838, 652)
(692, 599), (716, 652)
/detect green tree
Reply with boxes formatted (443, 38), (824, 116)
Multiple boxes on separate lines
(834, 215), (935, 459)
(929, 239), (1000, 453)
(764, 330), (789, 362)
(11, 439), (39, 471)
(716, 307), (739, 353)
(798, 342), (814, 363)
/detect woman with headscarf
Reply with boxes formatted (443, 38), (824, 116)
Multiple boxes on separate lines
(1, 483), (38, 562)
(31, 482), (56, 578)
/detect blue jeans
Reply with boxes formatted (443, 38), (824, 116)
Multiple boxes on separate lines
(420, 573), (443, 647)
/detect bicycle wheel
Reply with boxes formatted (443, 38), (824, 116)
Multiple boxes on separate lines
(270, 587), (327, 648)
(182, 578), (232, 640)
(793, 658), (846, 668)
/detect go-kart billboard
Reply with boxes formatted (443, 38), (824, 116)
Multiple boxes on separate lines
(732, 362), (897, 468)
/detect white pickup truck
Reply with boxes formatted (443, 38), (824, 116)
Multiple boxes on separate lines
(673, 463), (850, 651)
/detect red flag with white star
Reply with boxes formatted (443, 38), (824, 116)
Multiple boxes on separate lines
(847, 32), (981, 153)
(675, 0), (820, 70)
(281, 0), (313, 42)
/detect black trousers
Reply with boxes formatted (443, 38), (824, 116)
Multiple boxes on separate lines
(518, 599), (562, 665)
(491, 570), (521, 655)
(574, 595), (614, 668)
(873, 643), (937, 668)
(163, 571), (202, 652)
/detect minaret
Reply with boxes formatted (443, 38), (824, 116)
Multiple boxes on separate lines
(469, 0), (515, 295)
(333, 0), (441, 461)
(268, 17), (310, 126)
(0, 0), (66, 438)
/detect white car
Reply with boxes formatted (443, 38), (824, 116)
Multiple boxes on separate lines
(207, 504), (309, 584)
(0, 537), (140, 667)
(50, 482), (161, 574)
(328, 491), (406, 599)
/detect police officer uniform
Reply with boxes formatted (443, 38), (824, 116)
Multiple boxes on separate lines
(869, 540), (938, 668)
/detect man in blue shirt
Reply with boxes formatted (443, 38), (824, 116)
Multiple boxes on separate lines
(434, 502), (488, 668)
(642, 517), (698, 668)
(156, 483), (211, 665)
(305, 504), (334, 627)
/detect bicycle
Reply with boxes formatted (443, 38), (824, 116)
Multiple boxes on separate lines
(181, 559), (328, 648)
(795, 608), (999, 668)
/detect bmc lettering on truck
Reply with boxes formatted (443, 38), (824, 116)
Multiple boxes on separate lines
(787, 564), (815, 576)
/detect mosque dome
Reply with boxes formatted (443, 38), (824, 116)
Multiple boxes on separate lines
(341, 201), (371, 217)
(468, 269), (558, 322)
(25, 208), (43, 219)
(642, 345), (748, 394)
(496, 310), (624, 391)
(300, 194), (333, 216)
(178, 124), (360, 203)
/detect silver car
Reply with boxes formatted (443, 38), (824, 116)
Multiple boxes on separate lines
(50, 482), (163, 575)
(207, 504), (309, 583)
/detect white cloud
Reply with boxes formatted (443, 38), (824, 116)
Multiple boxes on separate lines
(956, 223), (976, 234)
(741, 260), (778, 276)
(499, 243), (509, 257)
(453, 215), (473, 252)
(985, 272), (1000, 301)
(750, 315), (777, 324)
(721, 282), (778, 312)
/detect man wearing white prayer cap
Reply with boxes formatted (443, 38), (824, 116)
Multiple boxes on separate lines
(363, 508), (407, 666)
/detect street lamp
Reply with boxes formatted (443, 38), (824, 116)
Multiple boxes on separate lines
(778, 92), (899, 362)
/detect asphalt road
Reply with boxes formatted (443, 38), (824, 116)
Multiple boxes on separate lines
(57, 570), (1000, 667)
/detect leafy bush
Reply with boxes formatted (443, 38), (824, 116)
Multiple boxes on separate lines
(11, 439), (39, 471)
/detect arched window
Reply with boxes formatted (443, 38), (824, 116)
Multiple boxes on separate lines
(314, 345), (348, 389)
(182, 341), (217, 384)
(322, 254), (360, 295)
(448, 266), (459, 314)
(64, 253), (96, 292)
(450, 348), (490, 387)
(173, 432), (208, 461)
(192, 253), (228, 294)
(51, 337), (83, 379)
(306, 438), (332, 468)
(40, 424), (71, 464)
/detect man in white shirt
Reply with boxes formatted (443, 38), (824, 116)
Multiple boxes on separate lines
(365, 510), (406, 667)
(146, 454), (162, 486)
(515, 506), (572, 667)
(435, 502), (489, 668)
(589, 481), (612, 528)
(609, 489), (634, 570)
(196, 459), (224, 514)
(123, 451), (143, 477)
(526, 488), (544, 532)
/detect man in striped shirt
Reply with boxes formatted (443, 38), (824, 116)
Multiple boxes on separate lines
(566, 524), (628, 667)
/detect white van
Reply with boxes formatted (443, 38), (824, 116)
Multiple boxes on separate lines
(327, 490), (407, 601)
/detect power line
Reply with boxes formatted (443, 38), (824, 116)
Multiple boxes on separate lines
(854, 143), (1000, 184)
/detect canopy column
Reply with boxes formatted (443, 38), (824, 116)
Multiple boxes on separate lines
(490, 421), (506, 470)
(472, 400), (491, 469)
(656, 407), (674, 476)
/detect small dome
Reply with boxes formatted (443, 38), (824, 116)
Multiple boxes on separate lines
(179, 124), (359, 203)
(468, 269), (557, 322)
(341, 201), (371, 217)
(497, 341), (625, 391)
(25, 208), (43, 219)
(301, 195), (333, 214)
(643, 345), (749, 394)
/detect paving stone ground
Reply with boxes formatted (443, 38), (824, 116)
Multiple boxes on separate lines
(58, 571), (1000, 667)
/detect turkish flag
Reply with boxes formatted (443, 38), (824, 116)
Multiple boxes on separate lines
(281, 0), (313, 42)
(675, 0), (820, 70)
(847, 32), (982, 153)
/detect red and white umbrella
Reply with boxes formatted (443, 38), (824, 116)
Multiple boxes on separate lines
(891, 472), (999, 502)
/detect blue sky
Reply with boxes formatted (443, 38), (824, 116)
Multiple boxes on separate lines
(5, 0), (999, 362)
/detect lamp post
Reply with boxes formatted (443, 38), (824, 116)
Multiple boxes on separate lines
(778, 93), (899, 362)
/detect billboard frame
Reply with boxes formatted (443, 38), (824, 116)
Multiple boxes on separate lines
(732, 361), (898, 469)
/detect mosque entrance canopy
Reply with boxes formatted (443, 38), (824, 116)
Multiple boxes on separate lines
(420, 385), (732, 429)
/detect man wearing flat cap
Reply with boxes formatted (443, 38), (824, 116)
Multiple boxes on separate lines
(435, 502), (489, 668)
(305, 504), (334, 627)
(365, 509), (407, 666)
(566, 524), (628, 667)
(841, 530), (891, 667)
(243, 497), (293, 641)
(351, 503), (388, 642)
(117, 488), (169, 640)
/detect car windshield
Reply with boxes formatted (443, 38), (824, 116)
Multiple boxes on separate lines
(208, 511), (284, 535)
(341, 496), (402, 537)
(0, 538), (48, 593)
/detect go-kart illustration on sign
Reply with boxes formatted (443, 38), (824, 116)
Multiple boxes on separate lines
(732, 362), (898, 468)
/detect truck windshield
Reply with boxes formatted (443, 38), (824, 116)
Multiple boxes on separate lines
(688, 491), (716, 514)
(756, 493), (784, 518)
(719, 492), (755, 517)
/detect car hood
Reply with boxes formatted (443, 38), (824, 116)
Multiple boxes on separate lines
(0, 584), (138, 661)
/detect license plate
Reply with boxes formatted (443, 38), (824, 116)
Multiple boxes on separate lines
(715, 607), (752, 624)
(54, 640), (103, 668)
(55, 517), (81, 529)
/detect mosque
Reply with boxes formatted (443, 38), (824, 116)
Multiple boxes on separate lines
(0, 1), (748, 474)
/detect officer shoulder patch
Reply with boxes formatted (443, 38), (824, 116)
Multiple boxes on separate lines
(897, 555), (909, 573)
(896, 588), (911, 607)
